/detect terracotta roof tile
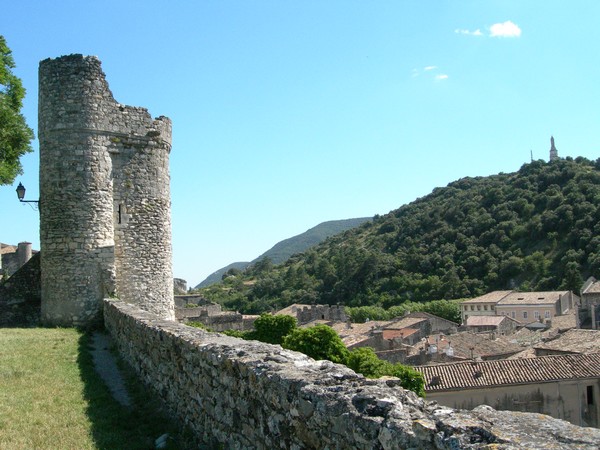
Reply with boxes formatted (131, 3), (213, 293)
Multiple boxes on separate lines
(384, 316), (427, 329)
(465, 315), (514, 327)
(461, 290), (513, 304)
(383, 328), (419, 340)
(497, 291), (570, 306)
(534, 329), (600, 354)
(411, 331), (521, 359)
(415, 353), (600, 391)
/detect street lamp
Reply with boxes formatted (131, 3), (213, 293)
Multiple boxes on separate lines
(16, 182), (39, 208)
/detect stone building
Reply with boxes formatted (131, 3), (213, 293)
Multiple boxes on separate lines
(580, 276), (600, 329)
(416, 353), (600, 428)
(460, 290), (512, 323)
(275, 303), (347, 325)
(464, 315), (519, 335)
(1, 242), (35, 278)
(461, 290), (578, 325)
(38, 54), (174, 327)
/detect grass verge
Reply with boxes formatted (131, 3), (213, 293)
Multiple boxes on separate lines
(0, 327), (194, 449)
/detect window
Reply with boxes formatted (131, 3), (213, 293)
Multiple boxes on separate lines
(545, 311), (551, 319)
(587, 386), (594, 405)
(511, 311), (516, 319)
(470, 306), (474, 311)
(491, 305), (495, 311)
(523, 311), (528, 319)
(534, 311), (539, 319)
(484, 305), (488, 311)
(477, 305), (481, 311)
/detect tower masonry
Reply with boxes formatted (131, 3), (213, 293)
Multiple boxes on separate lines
(39, 54), (174, 326)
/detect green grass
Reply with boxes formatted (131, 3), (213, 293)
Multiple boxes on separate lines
(0, 327), (194, 450)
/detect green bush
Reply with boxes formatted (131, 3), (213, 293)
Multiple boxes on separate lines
(389, 364), (426, 398)
(282, 325), (349, 364)
(253, 313), (297, 344)
(346, 347), (425, 397)
(346, 347), (390, 378)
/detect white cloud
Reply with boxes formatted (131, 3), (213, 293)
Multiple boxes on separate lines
(455, 28), (483, 36)
(489, 21), (521, 38)
(411, 67), (448, 81)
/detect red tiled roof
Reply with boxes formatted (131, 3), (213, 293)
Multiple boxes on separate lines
(415, 353), (600, 391)
(384, 316), (427, 329)
(461, 290), (513, 304)
(412, 332), (521, 359)
(382, 328), (418, 340)
(534, 329), (600, 354)
(497, 291), (569, 306)
(465, 315), (508, 327)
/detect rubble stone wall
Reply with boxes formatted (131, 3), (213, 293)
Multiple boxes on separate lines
(104, 299), (600, 449)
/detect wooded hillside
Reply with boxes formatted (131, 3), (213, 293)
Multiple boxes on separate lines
(196, 157), (600, 314)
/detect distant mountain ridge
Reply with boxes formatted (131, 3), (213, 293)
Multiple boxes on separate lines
(194, 217), (371, 288)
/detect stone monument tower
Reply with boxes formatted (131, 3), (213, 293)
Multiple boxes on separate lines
(38, 54), (174, 326)
(549, 136), (559, 161)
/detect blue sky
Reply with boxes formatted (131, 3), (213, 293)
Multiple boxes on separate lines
(2, 1), (600, 287)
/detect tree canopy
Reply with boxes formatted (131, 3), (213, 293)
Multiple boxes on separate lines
(0, 35), (34, 185)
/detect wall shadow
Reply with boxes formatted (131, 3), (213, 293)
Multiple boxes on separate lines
(76, 331), (195, 450)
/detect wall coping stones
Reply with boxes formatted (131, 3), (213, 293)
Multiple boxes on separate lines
(104, 299), (600, 449)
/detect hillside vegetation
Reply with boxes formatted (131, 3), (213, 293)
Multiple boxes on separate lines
(196, 157), (600, 314)
(195, 217), (370, 288)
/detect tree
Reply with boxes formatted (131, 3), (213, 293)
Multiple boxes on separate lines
(0, 36), (34, 185)
(282, 325), (349, 364)
(252, 313), (297, 345)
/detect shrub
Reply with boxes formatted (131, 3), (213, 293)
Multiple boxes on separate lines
(253, 313), (297, 345)
(282, 325), (349, 364)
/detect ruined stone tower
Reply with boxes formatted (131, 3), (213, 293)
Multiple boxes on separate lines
(39, 54), (174, 326)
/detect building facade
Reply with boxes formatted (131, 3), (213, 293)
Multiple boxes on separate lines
(461, 290), (578, 325)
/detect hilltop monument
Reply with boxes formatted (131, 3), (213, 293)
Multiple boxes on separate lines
(38, 54), (174, 326)
(549, 136), (559, 161)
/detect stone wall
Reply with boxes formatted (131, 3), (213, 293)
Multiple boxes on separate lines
(104, 299), (600, 449)
(0, 253), (41, 326)
(297, 304), (347, 325)
(1, 242), (35, 278)
(38, 54), (173, 327)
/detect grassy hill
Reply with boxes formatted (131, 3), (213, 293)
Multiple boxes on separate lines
(194, 217), (370, 288)
(195, 157), (600, 314)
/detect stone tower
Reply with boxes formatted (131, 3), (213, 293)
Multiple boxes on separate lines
(549, 136), (559, 161)
(39, 54), (174, 327)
